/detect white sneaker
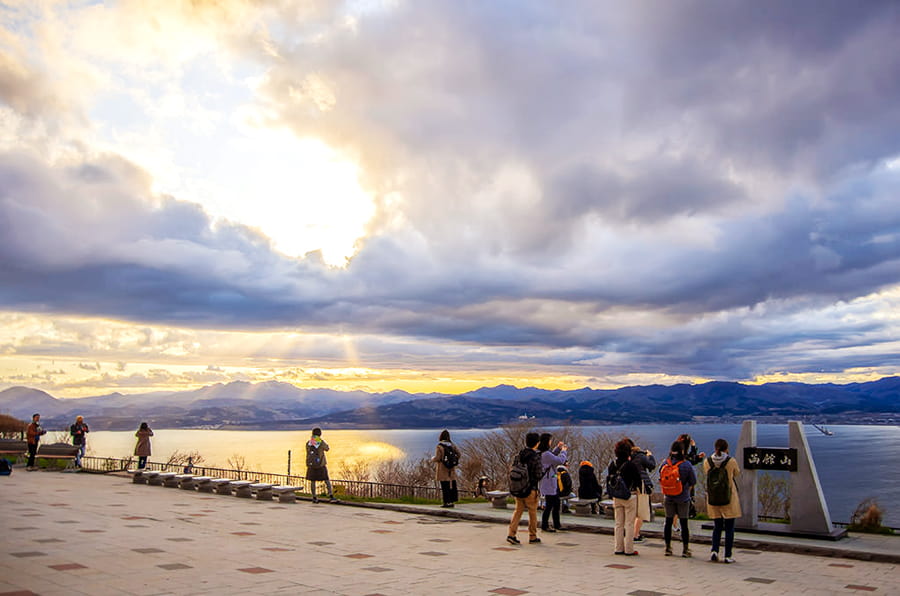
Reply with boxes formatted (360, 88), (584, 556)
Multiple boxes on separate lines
(710, 552), (718, 562)
(724, 557), (735, 564)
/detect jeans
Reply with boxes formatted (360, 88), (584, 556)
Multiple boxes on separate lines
(712, 517), (736, 557)
(137, 456), (147, 469)
(508, 491), (539, 539)
(613, 495), (638, 553)
(541, 494), (561, 529)
(27, 442), (38, 468)
(75, 443), (85, 467)
(311, 478), (334, 499)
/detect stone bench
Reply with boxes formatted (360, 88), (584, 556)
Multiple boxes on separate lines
(149, 472), (176, 486)
(127, 468), (150, 484)
(192, 477), (214, 492)
(231, 480), (254, 498)
(175, 474), (197, 490)
(569, 497), (598, 516)
(210, 478), (235, 495)
(271, 485), (301, 503)
(485, 490), (510, 509)
(599, 499), (615, 517)
(250, 483), (274, 500)
(162, 473), (182, 488)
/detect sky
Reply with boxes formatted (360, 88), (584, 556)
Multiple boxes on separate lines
(1, 0), (900, 399)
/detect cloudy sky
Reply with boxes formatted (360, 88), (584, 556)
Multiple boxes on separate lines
(2, 0), (899, 398)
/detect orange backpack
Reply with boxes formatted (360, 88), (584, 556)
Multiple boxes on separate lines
(659, 458), (684, 496)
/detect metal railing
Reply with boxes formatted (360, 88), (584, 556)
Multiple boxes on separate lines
(81, 456), (443, 501)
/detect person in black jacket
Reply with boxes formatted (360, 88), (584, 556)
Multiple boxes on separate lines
(627, 438), (656, 542)
(506, 432), (544, 545)
(577, 460), (602, 513)
(607, 439), (642, 556)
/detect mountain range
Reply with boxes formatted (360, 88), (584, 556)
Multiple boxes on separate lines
(1, 377), (898, 430)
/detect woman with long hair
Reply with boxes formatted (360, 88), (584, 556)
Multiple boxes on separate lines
(134, 422), (153, 469)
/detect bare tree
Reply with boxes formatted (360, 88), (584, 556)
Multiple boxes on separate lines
(226, 453), (248, 472)
(337, 459), (372, 482)
(166, 449), (205, 467)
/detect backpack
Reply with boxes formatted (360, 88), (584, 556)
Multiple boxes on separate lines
(0, 458), (11, 476)
(306, 441), (323, 468)
(440, 442), (460, 469)
(706, 456), (732, 506)
(557, 468), (573, 496)
(659, 458), (684, 496)
(509, 450), (534, 498)
(606, 461), (632, 500)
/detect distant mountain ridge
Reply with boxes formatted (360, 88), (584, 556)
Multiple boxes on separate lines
(0, 377), (897, 430)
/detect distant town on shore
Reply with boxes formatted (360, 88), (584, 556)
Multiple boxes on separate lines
(1, 377), (897, 431)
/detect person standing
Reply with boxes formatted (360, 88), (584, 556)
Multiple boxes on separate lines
(134, 422), (153, 469)
(431, 429), (459, 508)
(627, 439), (656, 542)
(660, 441), (697, 557)
(704, 438), (742, 563)
(507, 432), (544, 545)
(69, 415), (89, 468)
(538, 433), (568, 532)
(26, 413), (47, 471)
(307, 428), (336, 503)
(607, 438), (642, 555)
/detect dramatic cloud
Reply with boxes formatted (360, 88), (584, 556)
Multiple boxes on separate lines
(1, 0), (899, 396)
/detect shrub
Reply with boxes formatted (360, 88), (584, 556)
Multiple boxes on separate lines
(848, 498), (892, 534)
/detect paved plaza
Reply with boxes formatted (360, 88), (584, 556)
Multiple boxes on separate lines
(1, 470), (897, 596)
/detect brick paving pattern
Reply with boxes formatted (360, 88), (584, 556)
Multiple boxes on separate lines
(1, 471), (897, 595)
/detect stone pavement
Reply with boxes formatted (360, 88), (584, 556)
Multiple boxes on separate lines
(1, 471), (897, 596)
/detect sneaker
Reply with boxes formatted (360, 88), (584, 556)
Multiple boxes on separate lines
(682, 549), (692, 558)
(614, 551), (626, 555)
(624, 551), (639, 556)
(710, 551), (719, 562)
(329, 497), (339, 504)
(633, 535), (644, 542)
(723, 557), (735, 564)
(665, 546), (673, 556)
(554, 526), (565, 531)
(542, 527), (556, 533)
(311, 498), (319, 504)
(506, 535), (520, 545)
(529, 537), (541, 544)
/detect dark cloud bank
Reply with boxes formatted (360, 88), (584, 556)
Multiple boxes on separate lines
(1, 1), (900, 381)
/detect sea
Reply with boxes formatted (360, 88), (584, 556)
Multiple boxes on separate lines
(81, 423), (900, 527)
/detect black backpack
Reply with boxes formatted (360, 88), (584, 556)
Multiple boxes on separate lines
(440, 442), (460, 468)
(306, 442), (323, 468)
(508, 450), (534, 498)
(557, 468), (573, 496)
(0, 457), (11, 476)
(606, 461), (632, 500)
(706, 456), (732, 506)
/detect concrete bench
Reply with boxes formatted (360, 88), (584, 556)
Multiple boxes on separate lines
(250, 483), (274, 500)
(155, 472), (178, 487)
(143, 470), (163, 485)
(231, 480), (254, 498)
(271, 485), (301, 503)
(486, 490), (510, 509)
(192, 477), (214, 492)
(569, 497), (598, 516)
(175, 474), (197, 490)
(210, 478), (235, 494)
(127, 469), (150, 484)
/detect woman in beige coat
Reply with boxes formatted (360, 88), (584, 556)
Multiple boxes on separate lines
(431, 429), (459, 508)
(703, 438), (741, 563)
(134, 422), (153, 469)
